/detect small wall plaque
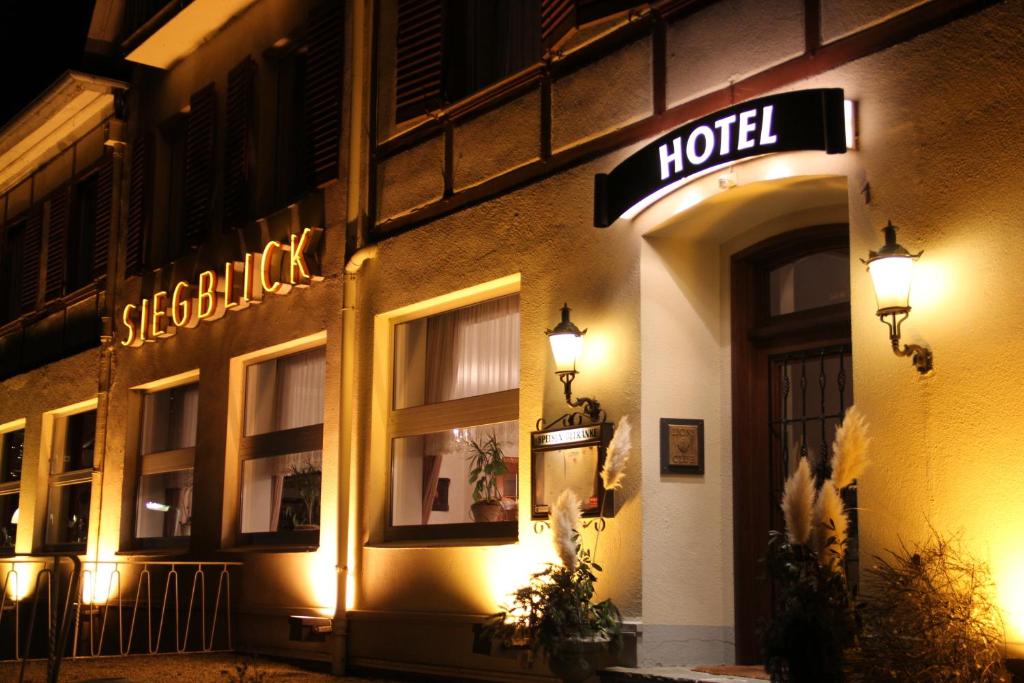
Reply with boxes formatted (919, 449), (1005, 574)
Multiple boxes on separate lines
(660, 418), (704, 475)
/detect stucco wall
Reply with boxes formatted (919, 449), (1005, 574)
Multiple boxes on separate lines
(350, 160), (641, 673)
(627, 0), (1024, 664)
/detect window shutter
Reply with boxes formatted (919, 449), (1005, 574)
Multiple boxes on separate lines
(126, 135), (149, 275)
(395, 0), (444, 123)
(542, 0), (642, 53)
(224, 57), (255, 228)
(305, 3), (344, 186)
(20, 208), (43, 312)
(183, 83), (217, 246)
(45, 187), (69, 300)
(92, 155), (114, 278)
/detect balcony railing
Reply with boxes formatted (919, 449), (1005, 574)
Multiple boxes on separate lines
(0, 556), (240, 673)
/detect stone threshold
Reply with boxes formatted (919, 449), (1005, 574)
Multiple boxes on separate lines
(600, 666), (766, 683)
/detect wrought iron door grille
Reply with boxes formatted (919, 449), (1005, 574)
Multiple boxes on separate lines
(768, 344), (858, 580)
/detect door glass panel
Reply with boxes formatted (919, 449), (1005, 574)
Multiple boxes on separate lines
(769, 251), (850, 316)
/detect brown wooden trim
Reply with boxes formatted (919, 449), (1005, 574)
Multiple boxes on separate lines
(373, 0), (999, 239)
(804, 0), (821, 53)
(652, 18), (666, 115)
(389, 389), (519, 439)
(239, 423), (325, 460)
(380, 66), (546, 157)
(139, 447), (195, 476)
(0, 483), (19, 496)
(383, 519), (517, 543)
(49, 469), (93, 487)
(443, 120), (454, 197)
(731, 225), (852, 663)
(540, 73), (553, 160)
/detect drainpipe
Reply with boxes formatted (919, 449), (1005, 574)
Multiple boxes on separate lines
(333, 244), (377, 674)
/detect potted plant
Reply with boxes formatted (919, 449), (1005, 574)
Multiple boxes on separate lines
(485, 416), (632, 682)
(288, 461), (322, 529)
(763, 407), (869, 683)
(466, 433), (508, 523)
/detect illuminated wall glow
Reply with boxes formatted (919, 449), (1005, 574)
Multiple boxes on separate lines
(2, 563), (36, 602)
(481, 531), (558, 610)
(308, 546), (338, 617)
(81, 562), (119, 606)
(992, 550), (1024, 653)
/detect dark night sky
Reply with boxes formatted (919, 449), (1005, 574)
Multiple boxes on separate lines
(0, 1), (97, 128)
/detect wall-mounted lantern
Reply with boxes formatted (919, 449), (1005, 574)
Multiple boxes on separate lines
(863, 222), (933, 375)
(546, 304), (603, 423)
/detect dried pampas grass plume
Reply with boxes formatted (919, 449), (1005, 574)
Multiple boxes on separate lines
(831, 405), (871, 491)
(551, 489), (582, 570)
(601, 415), (632, 491)
(781, 457), (814, 546)
(813, 481), (849, 566)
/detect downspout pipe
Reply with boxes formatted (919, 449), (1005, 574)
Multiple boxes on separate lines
(334, 243), (377, 674)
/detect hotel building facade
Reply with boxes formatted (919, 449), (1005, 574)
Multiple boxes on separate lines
(0, 0), (1022, 678)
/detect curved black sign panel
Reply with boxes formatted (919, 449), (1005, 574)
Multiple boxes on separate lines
(593, 88), (847, 227)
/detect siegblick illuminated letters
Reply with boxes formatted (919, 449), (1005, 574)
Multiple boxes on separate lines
(119, 227), (324, 347)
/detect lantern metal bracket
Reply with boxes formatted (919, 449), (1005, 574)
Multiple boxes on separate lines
(879, 311), (933, 375)
(534, 371), (605, 430)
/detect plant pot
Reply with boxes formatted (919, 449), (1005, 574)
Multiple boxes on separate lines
(471, 501), (504, 523)
(546, 637), (609, 683)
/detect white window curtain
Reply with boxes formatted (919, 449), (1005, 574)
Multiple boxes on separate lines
(425, 294), (519, 402)
(245, 348), (325, 436)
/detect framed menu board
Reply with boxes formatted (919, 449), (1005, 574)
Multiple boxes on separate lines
(530, 422), (613, 519)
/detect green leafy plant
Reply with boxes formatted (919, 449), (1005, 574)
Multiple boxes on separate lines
(483, 539), (621, 665)
(763, 407), (869, 682)
(466, 433), (507, 504)
(763, 527), (861, 682)
(484, 416), (633, 674)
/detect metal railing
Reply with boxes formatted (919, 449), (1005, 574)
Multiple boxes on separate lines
(0, 557), (240, 673)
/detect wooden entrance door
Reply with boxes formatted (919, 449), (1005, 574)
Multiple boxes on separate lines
(730, 224), (854, 663)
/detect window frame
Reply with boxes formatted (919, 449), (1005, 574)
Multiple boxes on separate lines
(0, 420), (26, 556)
(236, 341), (326, 549)
(130, 372), (200, 550)
(379, 278), (521, 544)
(41, 402), (97, 553)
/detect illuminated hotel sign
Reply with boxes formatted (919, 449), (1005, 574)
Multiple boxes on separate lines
(120, 227), (323, 347)
(593, 88), (848, 227)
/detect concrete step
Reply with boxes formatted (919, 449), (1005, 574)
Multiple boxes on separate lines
(600, 665), (767, 683)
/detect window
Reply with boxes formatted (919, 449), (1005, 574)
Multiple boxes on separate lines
(266, 48), (310, 212)
(393, 0), (642, 123)
(67, 176), (97, 292)
(394, 0), (541, 122)
(46, 409), (95, 549)
(387, 293), (520, 541)
(134, 382), (199, 544)
(239, 346), (325, 545)
(0, 427), (25, 554)
(156, 115), (186, 265)
(0, 221), (25, 323)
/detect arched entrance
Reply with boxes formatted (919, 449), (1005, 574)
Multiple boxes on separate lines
(730, 224), (854, 663)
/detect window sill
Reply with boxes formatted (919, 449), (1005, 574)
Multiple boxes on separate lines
(116, 545), (189, 558)
(365, 536), (518, 550)
(37, 544), (86, 556)
(220, 543), (319, 554)
(379, 520), (518, 546)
